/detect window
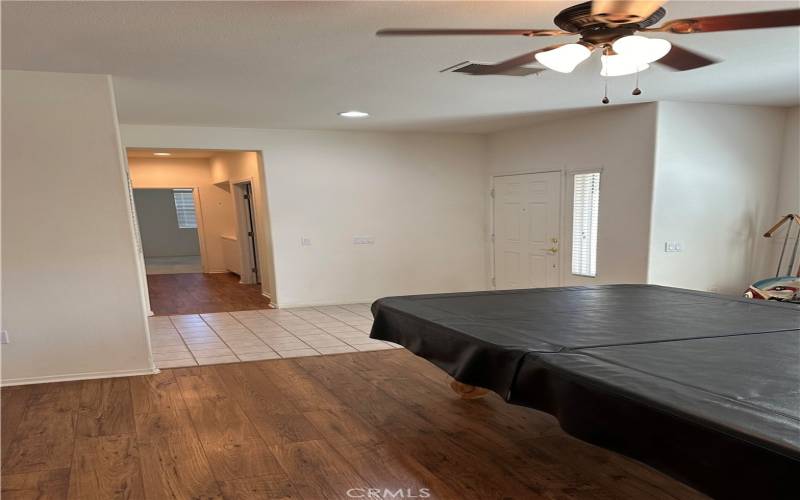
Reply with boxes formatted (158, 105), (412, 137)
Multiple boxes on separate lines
(172, 189), (197, 229)
(571, 172), (600, 277)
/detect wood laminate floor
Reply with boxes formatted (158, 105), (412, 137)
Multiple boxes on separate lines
(146, 272), (271, 315)
(0, 350), (705, 500)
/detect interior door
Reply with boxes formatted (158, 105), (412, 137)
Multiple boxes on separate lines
(493, 172), (561, 289)
(243, 183), (259, 283)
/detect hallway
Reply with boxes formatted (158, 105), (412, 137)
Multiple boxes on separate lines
(146, 272), (270, 315)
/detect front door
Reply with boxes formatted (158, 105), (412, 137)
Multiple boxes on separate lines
(493, 172), (561, 289)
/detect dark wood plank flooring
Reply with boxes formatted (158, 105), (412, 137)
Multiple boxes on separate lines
(1, 350), (706, 499)
(146, 272), (271, 315)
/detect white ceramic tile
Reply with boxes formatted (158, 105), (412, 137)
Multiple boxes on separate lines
(305, 340), (347, 349)
(353, 343), (394, 352)
(236, 351), (281, 361)
(153, 351), (195, 362)
(183, 343), (228, 351)
(266, 340), (310, 350)
(226, 340), (268, 349)
(322, 325), (359, 334)
(195, 355), (240, 365)
(156, 358), (198, 368)
(152, 343), (192, 353)
(232, 346), (276, 356)
(343, 337), (385, 346)
(190, 347), (235, 357)
(315, 345), (357, 354)
(182, 338), (227, 346)
(276, 348), (319, 358)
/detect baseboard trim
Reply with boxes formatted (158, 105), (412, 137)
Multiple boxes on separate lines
(1, 366), (160, 387)
(277, 299), (375, 309)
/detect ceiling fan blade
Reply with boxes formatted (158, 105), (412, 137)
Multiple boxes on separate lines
(656, 44), (718, 71)
(376, 28), (570, 37)
(649, 9), (800, 34)
(468, 45), (564, 75)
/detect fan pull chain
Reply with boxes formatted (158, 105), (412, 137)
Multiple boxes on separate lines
(632, 67), (642, 96)
(602, 77), (610, 104)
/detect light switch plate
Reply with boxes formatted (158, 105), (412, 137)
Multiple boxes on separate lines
(353, 236), (375, 245)
(664, 241), (683, 252)
(1, 331), (8, 344)
(301, 237), (312, 247)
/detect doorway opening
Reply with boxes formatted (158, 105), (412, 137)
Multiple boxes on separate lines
(133, 187), (205, 274)
(126, 148), (275, 315)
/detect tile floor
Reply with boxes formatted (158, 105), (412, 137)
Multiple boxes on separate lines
(148, 303), (400, 368)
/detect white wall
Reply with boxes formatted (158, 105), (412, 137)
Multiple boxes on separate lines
(1, 70), (154, 385)
(128, 157), (235, 273)
(648, 102), (788, 294)
(133, 189), (201, 257)
(776, 106), (799, 219)
(121, 125), (489, 307)
(487, 103), (659, 286)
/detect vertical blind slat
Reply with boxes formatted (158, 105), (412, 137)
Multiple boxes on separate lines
(173, 189), (198, 229)
(571, 173), (600, 277)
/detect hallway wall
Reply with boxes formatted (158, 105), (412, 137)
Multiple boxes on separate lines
(128, 157), (235, 273)
(133, 188), (201, 257)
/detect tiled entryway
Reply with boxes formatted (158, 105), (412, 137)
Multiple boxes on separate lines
(148, 303), (400, 368)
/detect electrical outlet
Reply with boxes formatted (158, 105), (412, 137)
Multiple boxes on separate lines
(1, 331), (8, 344)
(300, 237), (312, 247)
(353, 236), (375, 245)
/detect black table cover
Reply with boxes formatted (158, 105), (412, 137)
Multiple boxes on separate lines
(370, 285), (800, 499)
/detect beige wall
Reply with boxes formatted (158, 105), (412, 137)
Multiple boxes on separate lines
(487, 103), (658, 286)
(128, 157), (235, 272)
(648, 102), (788, 294)
(1, 70), (154, 384)
(121, 125), (489, 307)
(209, 151), (274, 297)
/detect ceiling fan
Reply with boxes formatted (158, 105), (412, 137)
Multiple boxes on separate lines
(377, 1), (800, 82)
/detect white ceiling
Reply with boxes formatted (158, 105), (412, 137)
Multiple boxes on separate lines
(3, 1), (799, 133)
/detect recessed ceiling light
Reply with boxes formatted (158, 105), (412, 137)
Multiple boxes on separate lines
(153, 152), (172, 156)
(338, 110), (369, 118)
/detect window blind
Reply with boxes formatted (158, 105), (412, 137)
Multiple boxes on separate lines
(172, 189), (198, 229)
(572, 172), (600, 277)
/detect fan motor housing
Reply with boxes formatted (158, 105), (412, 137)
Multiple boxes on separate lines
(554, 1), (666, 33)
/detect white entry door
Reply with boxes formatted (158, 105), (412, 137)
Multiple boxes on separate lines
(493, 172), (561, 289)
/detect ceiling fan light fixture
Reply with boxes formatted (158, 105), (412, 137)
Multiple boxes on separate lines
(534, 43), (592, 73)
(601, 54), (649, 76)
(612, 35), (672, 63)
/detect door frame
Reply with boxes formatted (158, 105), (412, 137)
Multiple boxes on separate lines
(231, 177), (260, 285)
(131, 185), (211, 274)
(490, 170), (564, 289)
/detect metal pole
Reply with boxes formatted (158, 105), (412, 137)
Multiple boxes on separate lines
(777, 223), (791, 277)
(787, 223), (800, 277)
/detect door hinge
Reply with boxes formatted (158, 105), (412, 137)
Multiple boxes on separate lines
(490, 233), (495, 242)
(490, 188), (495, 199)
(243, 194), (249, 200)
(252, 267), (257, 273)
(491, 277), (496, 287)
(247, 231), (253, 237)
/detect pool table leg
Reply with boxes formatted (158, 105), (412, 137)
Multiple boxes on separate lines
(449, 379), (489, 399)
